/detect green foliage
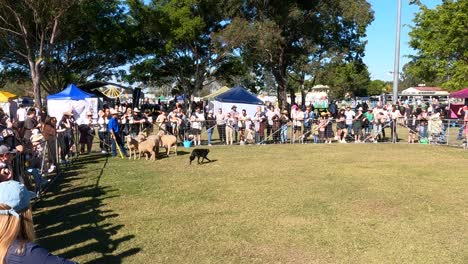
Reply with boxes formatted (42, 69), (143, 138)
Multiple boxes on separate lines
(367, 80), (387, 96)
(39, 0), (135, 94)
(215, 0), (374, 108)
(126, 0), (242, 100)
(405, 0), (468, 90)
(317, 61), (371, 99)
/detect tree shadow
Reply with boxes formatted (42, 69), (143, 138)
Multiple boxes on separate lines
(33, 153), (140, 263)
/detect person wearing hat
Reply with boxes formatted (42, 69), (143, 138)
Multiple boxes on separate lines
(130, 107), (144, 137)
(42, 116), (57, 172)
(25, 134), (49, 195)
(78, 111), (95, 155)
(0, 181), (77, 263)
(229, 105), (239, 143)
(108, 109), (128, 157)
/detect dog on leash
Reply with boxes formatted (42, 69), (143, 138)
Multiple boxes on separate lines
(189, 148), (211, 164)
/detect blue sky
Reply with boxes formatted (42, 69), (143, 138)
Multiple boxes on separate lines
(364, 0), (441, 81)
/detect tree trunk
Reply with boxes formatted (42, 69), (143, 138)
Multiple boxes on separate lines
(289, 89), (296, 107)
(30, 63), (43, 109)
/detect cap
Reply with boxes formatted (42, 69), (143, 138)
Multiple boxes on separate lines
(0, 145), (16, 155)
(358, 107), (363, 111)
(110, 109), (119, 115)
(133, 108), (140, 112)
(63, 111), (73, 116)
(86, 111), (92, 116)
(282, 110), (288, 114)
(0, 181), (36, 218)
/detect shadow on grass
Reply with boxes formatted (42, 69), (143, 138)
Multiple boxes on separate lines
(33, 153), (140, 264)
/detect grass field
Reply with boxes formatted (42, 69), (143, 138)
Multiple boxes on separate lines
(33, 143), (468, 264)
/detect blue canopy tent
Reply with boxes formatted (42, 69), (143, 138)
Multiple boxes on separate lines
(47, 84), (95, 100)
(47, 84), (98, 124)
(212, 86), (264, 117)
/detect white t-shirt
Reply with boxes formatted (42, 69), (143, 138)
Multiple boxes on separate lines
(16, 108), (27, 122)
(191, 112), (205, 130)
(344, 110), (355, 125)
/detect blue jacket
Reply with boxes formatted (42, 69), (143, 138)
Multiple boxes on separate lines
(7, 241), (77, 264)
(107, 117), (119, 134)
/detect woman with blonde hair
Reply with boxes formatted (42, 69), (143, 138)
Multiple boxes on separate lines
(0, 181), (76, 263)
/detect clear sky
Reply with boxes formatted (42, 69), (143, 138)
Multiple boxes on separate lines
(364, 0), (441, 81)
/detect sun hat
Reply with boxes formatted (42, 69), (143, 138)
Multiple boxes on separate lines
(358, 107), (363, 111)
(133, 107), (140, 112)
(0, 145), (16, 155)
(63, 111), (73, 116)
(0, 181), (36, 218)
(30, 134), (44, 143)
(282, 110), (288, 114)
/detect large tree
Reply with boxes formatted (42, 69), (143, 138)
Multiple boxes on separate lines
(405, 0), (467, 90)
(215, 0), (374, 108)
(0, 0), (80, 107)
(126, 0), (243, 104)
(0, 0), (134, 100)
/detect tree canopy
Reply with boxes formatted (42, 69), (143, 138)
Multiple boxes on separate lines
(404, 0), (467, 90)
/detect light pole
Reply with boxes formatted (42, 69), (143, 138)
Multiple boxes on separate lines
(392, 0), (402, 103)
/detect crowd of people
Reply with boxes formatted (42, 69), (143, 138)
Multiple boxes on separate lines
(0, 96), (466, 264)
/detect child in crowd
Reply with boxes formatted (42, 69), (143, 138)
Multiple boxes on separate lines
(246, 123), (255, 144)
(311, 120), (319, 144)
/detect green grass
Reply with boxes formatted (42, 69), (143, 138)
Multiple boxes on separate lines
(34, 144), (468, 264)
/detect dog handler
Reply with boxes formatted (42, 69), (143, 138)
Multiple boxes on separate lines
(0, 181), (77, 263)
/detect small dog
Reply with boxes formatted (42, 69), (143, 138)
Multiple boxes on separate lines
(189, 148), (211, 165)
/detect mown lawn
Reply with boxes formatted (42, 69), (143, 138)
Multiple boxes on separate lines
(33, 144), (468, 264)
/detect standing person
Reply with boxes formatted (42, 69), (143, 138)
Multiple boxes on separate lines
(229, 105), (239, 143)
(23, 109), (41, 146)
(238, 109), (250, 144)
(190, 107), (205, 146)
(205, 110), (216, 146)
(225, 113), (235, 145)
(16, 104), (27, 137)
(363, 108), (374, 135)
(42, 116), (57, 173)
(279, 110), (290, 144)
(265, 106), (276, 143)
(58, 112), (75, 160)
(97, 109), (110, 153)
(7, 98), (18, 123)
(390, 105), (401, 143)
(253, 106), (266, 144)
(272, 107), (281, 144)
(302, 106), (315, 143)
(457, 104), (468, 141)
(79, 112), (95, 154)
(325, 113), (334, 144)
(353, 107), (364, 143)
(0, 181), (78, 264)
(156, 111), (167, 133)
(291, 105), (304, 144)
(417, 108), (429, 139)
(336, 108), (347, 143)
(344, 106), (355, 136)
(108, 109), (128, 157)
(215, 108), (226, 144)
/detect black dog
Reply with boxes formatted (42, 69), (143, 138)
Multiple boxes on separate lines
(189, 149), (211, 164)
